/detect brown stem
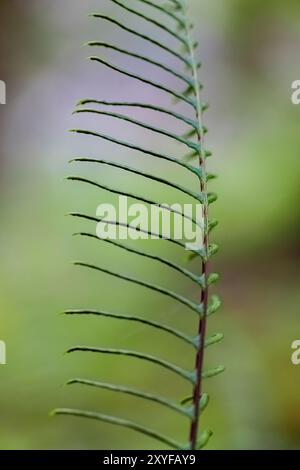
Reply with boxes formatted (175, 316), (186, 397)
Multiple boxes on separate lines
(183, 4), (210, 450)
(189, 260), (209, 449)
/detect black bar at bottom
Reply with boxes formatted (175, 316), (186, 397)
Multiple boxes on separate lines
(0, 450), (296, 466)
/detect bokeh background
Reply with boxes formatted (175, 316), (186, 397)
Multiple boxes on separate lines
(0, 0), (300, 450)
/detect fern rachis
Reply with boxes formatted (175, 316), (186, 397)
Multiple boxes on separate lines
(55, 0), (223, 450)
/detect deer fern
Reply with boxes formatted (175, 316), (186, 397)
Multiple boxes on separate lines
(55, 0), (224, 450)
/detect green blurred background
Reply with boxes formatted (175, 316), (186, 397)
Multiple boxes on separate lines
(0, 0), (300, 450)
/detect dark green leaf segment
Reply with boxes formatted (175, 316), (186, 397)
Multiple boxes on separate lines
(54, 0), (223, 450)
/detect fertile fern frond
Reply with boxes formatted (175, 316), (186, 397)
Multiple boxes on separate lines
(55, 0), (223, 450)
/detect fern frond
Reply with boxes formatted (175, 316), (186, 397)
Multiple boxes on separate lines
(67, 379), (193, 418)
(64, 309), (199, 348)
(70, 129), (200, 177)
(70, 157), (202, 201)
(71, 233), (205, 286)
(135, 0), (186, 27)
(88, 56), (195, 107)
(107, 0), (188, 46)
(56, 0), (223, 451)
(67, 346), (196, 384)
(54, 409), (183, 449)
(67, 175), (203, 226)
(89, 15), (191, 67)
(76, 100), (198, 127)
(86, 42), (192, 85)
(69, 212), (213, 258)
(74, 108), (199, 151)
(73, 262), (203, 315)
